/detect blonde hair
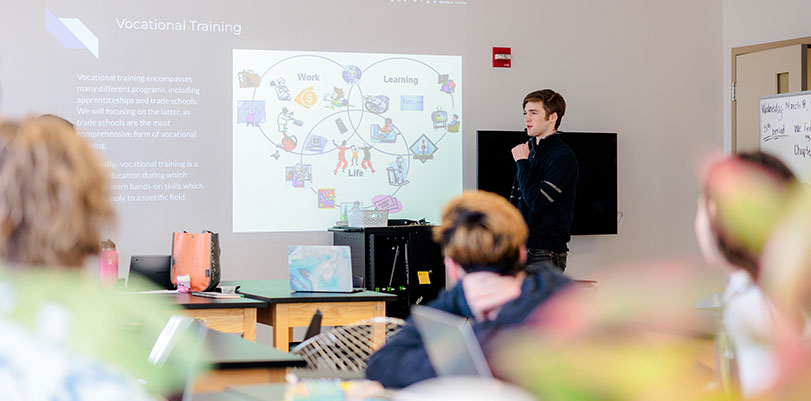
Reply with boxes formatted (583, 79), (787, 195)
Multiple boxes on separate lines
(0, 116), (114, 267)
(433, 190), (528, 274)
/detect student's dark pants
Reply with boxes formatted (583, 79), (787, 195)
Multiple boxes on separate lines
(526, 248), (567, 272)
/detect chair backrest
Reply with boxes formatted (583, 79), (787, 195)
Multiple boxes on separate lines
(302, 309), (322, 342)
(352, 274), (365, 289)
(291, 317), (405, 372)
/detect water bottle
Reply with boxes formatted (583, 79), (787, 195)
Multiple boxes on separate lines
(99, 239), (118, 286)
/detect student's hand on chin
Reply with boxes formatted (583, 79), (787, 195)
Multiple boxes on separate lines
(462, 272), (523, 321)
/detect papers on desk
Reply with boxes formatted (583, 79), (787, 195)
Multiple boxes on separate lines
(192, 291), (243, 299)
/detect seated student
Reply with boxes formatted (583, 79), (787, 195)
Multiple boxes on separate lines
(0, 116), (188, 400)
(694, 151), (797, 398)
(365, 190), (570, 388)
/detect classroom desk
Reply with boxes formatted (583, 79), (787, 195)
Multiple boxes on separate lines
(194, 328), (306, 392)
(174, 293), (267, 342)
(223, 280), (397, 351)
(192, 391), (254, 401)
(226, 383), (286, 401)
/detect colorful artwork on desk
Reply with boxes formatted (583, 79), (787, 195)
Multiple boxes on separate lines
(288, 245), (353, 292)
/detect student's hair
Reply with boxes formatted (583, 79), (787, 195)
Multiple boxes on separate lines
(703, 151), (795, 280)
(0, 116), (114, 267)
(523, 89), (566, 129)
(737, 151), (795, 182)
(39, 113), (74, 128)
(433, 190), (528, 275)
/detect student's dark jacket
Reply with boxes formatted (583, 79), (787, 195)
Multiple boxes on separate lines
(365, 264), (570, 389)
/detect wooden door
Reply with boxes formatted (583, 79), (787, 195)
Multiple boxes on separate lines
(734, 44), (805, 153)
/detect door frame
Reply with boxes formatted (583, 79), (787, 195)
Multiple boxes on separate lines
(732, 37), (811, 152)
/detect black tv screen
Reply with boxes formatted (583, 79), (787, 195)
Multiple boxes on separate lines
(476, 130), (617, 235)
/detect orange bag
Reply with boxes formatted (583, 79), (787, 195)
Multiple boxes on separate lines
(171, 230), (221, 292)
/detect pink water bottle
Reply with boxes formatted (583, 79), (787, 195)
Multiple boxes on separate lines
(99, 239), (118, 286)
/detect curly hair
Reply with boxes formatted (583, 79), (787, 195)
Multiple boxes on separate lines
(0, 116), (114, 267)
(433, 190), (528, 275)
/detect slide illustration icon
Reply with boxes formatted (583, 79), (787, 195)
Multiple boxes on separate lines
(45, 8), (99, 59)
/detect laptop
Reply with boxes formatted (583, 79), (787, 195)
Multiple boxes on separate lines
(128, 255), (174, 290)
(411, 305), (493, 378)
(288, 245), (358, 293)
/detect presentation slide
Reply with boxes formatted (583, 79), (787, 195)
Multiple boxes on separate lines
(0, 0), (469, 263)
(232, 50), (461, 232)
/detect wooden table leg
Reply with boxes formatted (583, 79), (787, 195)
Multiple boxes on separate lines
(370, 301), (387, 351)
(373, 301), (385, 318)
(242, 308), (257, 342)
(272, 304), (290, 351)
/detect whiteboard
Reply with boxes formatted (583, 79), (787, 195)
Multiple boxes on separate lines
(760, 91), (811, 183)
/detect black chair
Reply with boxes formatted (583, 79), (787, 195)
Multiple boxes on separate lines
(303, 309), (322, 342)
(352, 274), (365, 289)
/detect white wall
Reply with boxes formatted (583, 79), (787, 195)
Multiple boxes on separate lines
(459, 0), (723, 276)
(47, 0), (723, 283)
(722, 0), (811, 153)
(248, 0), (726, 343)
(224, 0), (725, 281)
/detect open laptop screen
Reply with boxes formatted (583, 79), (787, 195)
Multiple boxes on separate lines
(411, 305), (493, 378)
(288, 245), (354, 292)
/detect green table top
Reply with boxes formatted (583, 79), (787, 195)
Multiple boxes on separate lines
(205, 328), (306, 369)
(223, 279), (397, 304)
(173, 292), (268, 310)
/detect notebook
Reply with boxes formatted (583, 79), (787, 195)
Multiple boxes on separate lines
(288, 245), (355, 293)
(411, 305), (493, 378)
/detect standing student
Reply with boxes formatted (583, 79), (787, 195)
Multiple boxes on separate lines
(509, 89), (578, 271)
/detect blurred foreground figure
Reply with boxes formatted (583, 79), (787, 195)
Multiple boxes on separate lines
(491, 258), (722, 401)
(695, 152), (797, 398)
(489, 152), (811, 401)
(366, 190), (569, 388)
(757, 175), (811, 400)
(0, 117), (198, 400)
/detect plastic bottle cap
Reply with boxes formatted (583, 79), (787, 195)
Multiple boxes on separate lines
(101, 239), (116, 250)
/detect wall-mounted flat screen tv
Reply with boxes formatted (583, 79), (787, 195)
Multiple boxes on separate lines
(476, 130), (617, 235)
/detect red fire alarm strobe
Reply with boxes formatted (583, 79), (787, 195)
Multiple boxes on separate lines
(493, 47), (511, 68)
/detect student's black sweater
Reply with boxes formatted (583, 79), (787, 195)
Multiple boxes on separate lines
(509, 133), (578, 252)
